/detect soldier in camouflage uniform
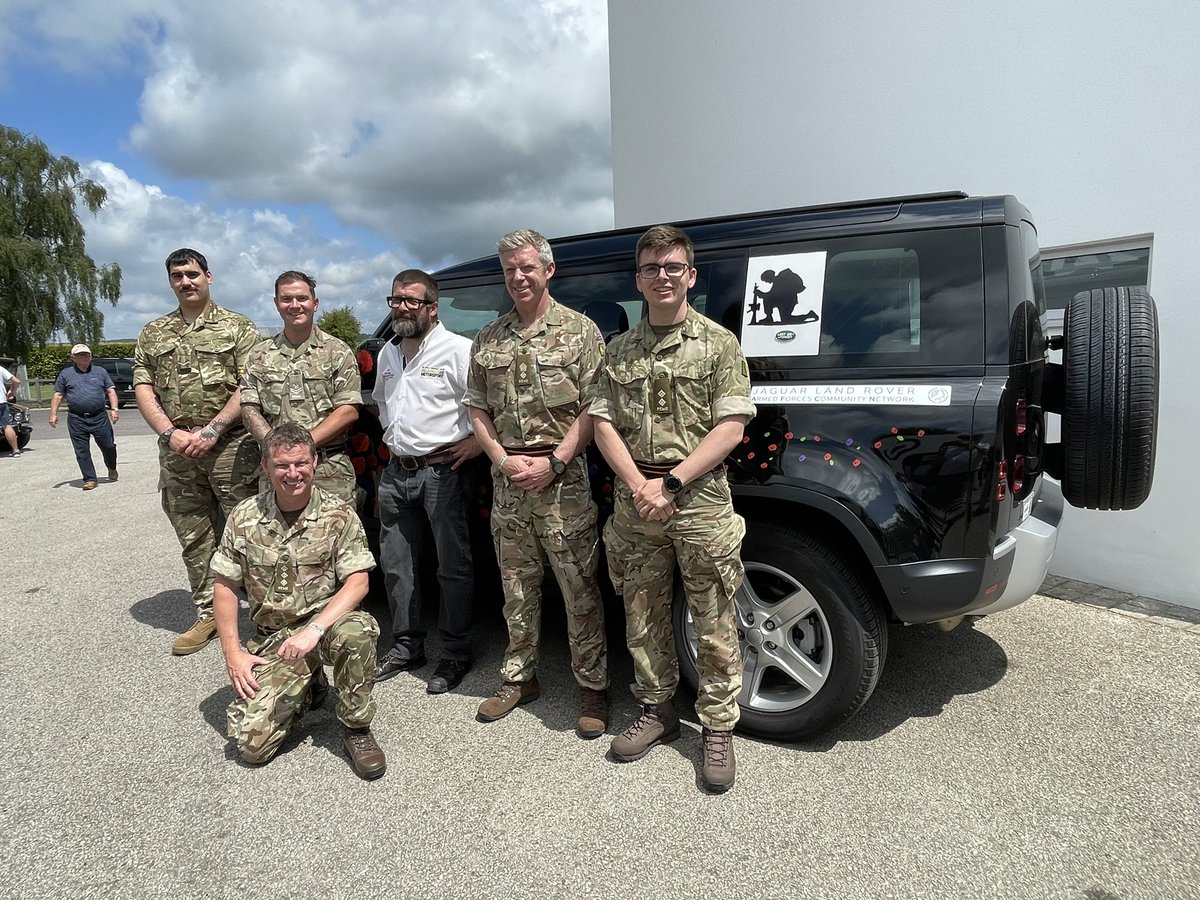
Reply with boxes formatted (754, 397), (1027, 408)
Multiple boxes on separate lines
(241, 271), (361, 503)
(464, 229), (610, 738)
(211, 423), (384, 778)
(134, 248), (262, 656)
(590, 225), (756, 793)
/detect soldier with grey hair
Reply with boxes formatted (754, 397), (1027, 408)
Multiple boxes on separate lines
(464, 228), (610, 738)
(590, 224), (755, 793)
(210, 422), (385, 779)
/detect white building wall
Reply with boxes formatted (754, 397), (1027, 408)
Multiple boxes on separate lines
(608, 0), (1200, 608)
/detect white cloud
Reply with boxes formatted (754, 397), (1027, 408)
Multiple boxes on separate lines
(2, 0), (614, 338)
(83, 162), (400, 340)
(124, 0), (615, 261)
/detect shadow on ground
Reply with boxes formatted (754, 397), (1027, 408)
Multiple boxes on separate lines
(130, 589), (196, 636)
(763, 619), (1009, 753)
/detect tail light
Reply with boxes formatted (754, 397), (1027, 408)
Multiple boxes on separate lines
(996, 460), (1008, 502)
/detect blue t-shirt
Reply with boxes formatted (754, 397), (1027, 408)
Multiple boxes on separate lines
(54, 364), (114, 415)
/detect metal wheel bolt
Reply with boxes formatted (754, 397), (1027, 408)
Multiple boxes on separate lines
(765, 641), (777, 651)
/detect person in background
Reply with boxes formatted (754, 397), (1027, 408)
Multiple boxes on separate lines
(0, 360), (22, 457)
(49, 343), (120, 490)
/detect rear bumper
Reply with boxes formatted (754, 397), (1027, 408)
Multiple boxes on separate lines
(972, 481), (1062, 615)
(876, 481), (1062, 622)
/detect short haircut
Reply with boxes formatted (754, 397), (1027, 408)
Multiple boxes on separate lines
(165, 248), (209, 273)
(497, 229), (554, 267)
(275, 270), (317, 296)
(392, 268), (439, 305)
(635, 225), (694, 268)
(263, 422), (317, 463)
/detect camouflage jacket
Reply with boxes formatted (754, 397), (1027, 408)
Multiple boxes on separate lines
(590, 306), (756, 462)
(210, 486), (376, 632)
(464, 298), (604, 447)
(240, 326), (361, 430)
(133, 302), (259, 422)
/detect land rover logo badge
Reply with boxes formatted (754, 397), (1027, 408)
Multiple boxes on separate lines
(775, 330), (796, 343)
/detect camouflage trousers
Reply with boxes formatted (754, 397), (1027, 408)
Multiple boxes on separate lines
(160, 430), (260, 614)
(227, 609), (379, 764)
(256, 450), (356, 504)
(490, 461), (607, 689)
(604, 473), (745, 730)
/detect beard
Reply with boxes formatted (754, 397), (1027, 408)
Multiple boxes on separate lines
(391, 312), (430, 339)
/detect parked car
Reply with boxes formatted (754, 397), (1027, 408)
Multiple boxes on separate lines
(351, 191), (1159, 740)
(91, 357), (136, 408)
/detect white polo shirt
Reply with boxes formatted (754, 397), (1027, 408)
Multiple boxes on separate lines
(371, 321), (473, 456)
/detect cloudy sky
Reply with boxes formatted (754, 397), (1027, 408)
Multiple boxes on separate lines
(0, 0), (613, 339)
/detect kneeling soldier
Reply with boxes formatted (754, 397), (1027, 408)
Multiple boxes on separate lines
(210, 422), (385, 778)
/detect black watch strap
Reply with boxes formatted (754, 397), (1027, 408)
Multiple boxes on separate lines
(549, 453), (566, 475)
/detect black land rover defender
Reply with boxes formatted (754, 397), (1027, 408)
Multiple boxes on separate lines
(352, 192), (1158, 740)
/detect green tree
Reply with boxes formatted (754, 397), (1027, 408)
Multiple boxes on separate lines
(0, 125), (121, 359)
(317, 305), (363, 348)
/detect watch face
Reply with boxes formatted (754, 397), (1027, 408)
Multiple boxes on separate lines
(664, 474), (683, 493)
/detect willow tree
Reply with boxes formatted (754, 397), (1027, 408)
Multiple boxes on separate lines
(0, 125), (121, 358)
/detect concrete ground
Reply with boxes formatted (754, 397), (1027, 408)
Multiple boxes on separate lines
(1, 424), (1197, 900)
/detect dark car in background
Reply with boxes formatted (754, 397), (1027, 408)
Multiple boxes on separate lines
(91, 357), (136, 408)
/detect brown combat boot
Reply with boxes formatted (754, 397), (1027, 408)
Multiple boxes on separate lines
(700, 727), (736, 793)
(476, 677), (540, 722)
(343, 727), (387, 780)
(610, 702), (681, 761)
(576, 686), (609, 739)
(172, 616), (218, 655)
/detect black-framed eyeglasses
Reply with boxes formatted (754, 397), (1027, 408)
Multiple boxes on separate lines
(637, 262), (691, 279)
(386, 295), (435, 309)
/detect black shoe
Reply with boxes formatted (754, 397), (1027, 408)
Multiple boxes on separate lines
(309, 667), (329, 709)
(373, 650), (427, 683)
(427, 658), (471, 694)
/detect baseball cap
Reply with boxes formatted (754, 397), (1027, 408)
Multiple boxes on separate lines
(70, 343), (92, 356)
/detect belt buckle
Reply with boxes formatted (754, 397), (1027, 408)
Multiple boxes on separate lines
(398, 456), (420, 472)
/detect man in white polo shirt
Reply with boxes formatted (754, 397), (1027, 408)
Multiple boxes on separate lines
(371, 268), (480, 695)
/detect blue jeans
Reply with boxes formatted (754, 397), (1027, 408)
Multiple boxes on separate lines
(378, 460), (474, 661)
(68, 412), (117, 481)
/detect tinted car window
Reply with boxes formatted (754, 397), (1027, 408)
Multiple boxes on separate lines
(702, 226), (985, 369)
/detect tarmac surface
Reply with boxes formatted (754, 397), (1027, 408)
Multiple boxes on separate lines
(2, 416), (1198, 899)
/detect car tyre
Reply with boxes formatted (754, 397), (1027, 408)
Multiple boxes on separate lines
(673, 520), (887, 741)
(1061, 286), (1158, 510)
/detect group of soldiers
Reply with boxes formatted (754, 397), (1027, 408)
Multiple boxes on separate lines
(135, 225), (755, 793)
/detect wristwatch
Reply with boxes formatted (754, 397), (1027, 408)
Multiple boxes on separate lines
(663, 472), (685, 494)
(159, 425), (177, 446)
(549, 453), (567, 476)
